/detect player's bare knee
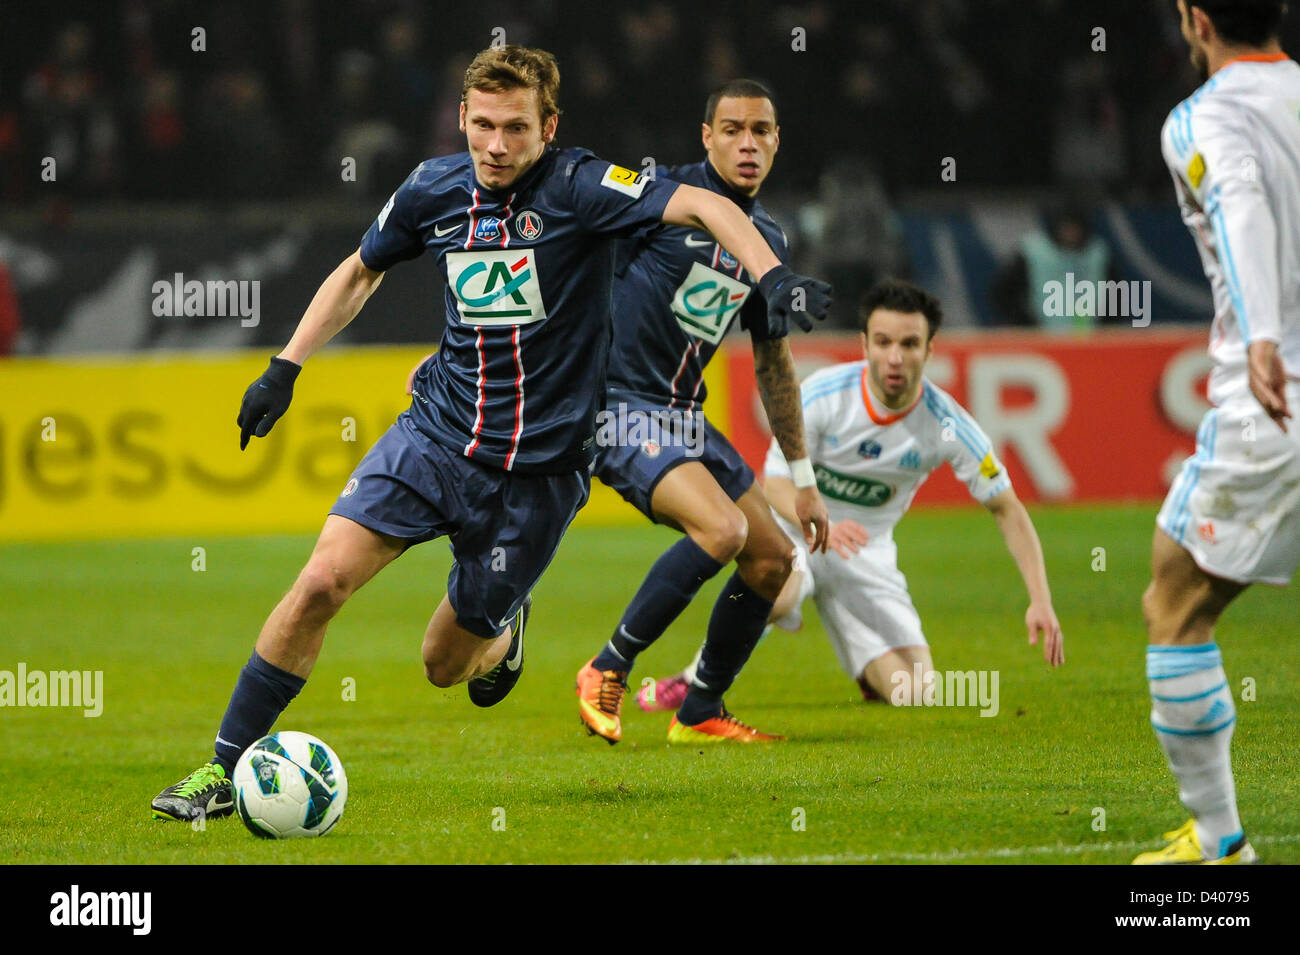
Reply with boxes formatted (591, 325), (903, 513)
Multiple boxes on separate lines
(423, 657), (465, 688)
(737, 549), (791, 600)
(750, 534), (794, 577)
(762, 546), (795, 591)
(1146, 572), (1225, 645)
(423, 664), (455, 688)
(692, 509), (748, 562)
(293, 563), (354, 618)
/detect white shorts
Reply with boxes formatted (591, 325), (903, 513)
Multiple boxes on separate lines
(775, 514), (927, 679)
(1157, 384), (1300, 586)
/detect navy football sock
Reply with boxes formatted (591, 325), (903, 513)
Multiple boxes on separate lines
(591, 536), (725, 672)
(678, 572), (773, 725)
(212, 650), (306, 774)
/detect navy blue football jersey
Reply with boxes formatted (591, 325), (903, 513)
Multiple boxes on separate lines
(605, 160), (790, 409)
(360, 147), (679, 473)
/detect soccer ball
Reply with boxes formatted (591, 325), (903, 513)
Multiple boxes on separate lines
(233, 731), (348, 838)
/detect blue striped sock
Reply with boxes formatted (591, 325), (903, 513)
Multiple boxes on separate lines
(1147, 643), (1243, 858)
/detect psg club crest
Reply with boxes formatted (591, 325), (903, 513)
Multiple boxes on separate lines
(514, 211), (544, 241)
(641, 440), (661, 458)
(341, 478), (358, 498)
(474, 217), (502, 242)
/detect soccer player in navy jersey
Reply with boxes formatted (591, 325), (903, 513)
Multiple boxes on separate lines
(576, 80), (830, 745)
(151, 47), (831, 821)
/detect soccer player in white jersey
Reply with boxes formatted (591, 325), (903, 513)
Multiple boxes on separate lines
(1134, 0), (1299, 866)
(641, 280), (1064, 709)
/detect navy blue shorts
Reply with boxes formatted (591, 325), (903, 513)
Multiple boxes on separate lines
(591, 398), (754, 523)
(330, 412), (589, 638)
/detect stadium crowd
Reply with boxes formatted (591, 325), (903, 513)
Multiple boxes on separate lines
(1, 0), (1234, 204)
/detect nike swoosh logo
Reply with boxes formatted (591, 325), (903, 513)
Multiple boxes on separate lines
(683, 234), (714, 248)
(505, 631), (524, 671)
(206, 792), (233, 812)
(434, 221), (463, 237)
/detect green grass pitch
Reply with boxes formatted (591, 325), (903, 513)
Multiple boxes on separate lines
(1, 504), (1296, 864)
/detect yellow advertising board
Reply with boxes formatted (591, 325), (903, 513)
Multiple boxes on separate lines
(0, 348), (730, 541)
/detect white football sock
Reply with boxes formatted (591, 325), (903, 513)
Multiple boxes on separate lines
(1147, 643), (1243, 858)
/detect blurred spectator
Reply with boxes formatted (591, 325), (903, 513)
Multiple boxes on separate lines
(3, 0), (1300, 205)
(429, 52), (475, 158)
(327, 51), (405, 198)
(991, 203), (1122, 332)
(0, 260), (20, 356)
(1052, 56), (1127, 191)
(22, 22), (122, 197)
(129, 71), (187, 198)
(374, 13), (436, 147)
(0, 102), (21, 202)
(195, 68), (286, 200)
(804, 157), (908, 329)
(612, 5), (691, 164)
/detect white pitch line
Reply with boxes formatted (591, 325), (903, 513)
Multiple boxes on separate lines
(618, 833), (1300, 865)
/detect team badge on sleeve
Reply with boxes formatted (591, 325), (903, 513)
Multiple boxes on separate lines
(979, 453), (1002, 480)
(1187, 153), (1206, 190)
(600, 164), (648, 198)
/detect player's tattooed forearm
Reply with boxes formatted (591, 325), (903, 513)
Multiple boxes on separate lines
(753, 338), (806, 461)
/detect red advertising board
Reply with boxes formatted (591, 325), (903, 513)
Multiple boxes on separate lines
(724, 330), (1213, 504)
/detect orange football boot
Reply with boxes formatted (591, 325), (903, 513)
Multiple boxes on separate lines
(667, 706), (785, 743)
(576, 658), (628, 744)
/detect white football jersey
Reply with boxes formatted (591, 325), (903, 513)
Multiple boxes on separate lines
(1160, 54), (1300, 405)
(765, 360), (1011, 543)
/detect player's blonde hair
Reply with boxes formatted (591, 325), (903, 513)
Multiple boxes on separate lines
(462, 45), (561, 123)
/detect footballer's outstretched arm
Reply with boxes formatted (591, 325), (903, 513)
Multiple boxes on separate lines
(662, 185), (779, 276)
(753, 338), (829, 552)
(661, 185), (832, 333)
(985, 487), (1065, 666)
(280, 249), (386, 365)
(237, 249), (385, 448)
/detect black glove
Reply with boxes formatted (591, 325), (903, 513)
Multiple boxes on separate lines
(237, 357), (301, 450)
(758, 265), (833, 334)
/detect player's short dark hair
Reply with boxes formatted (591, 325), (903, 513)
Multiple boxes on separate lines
(704, 79), (778, 126)
(1185, 0), (1287, 46)
(463, 45), (562, 122)
(859, 279), (944, 341)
